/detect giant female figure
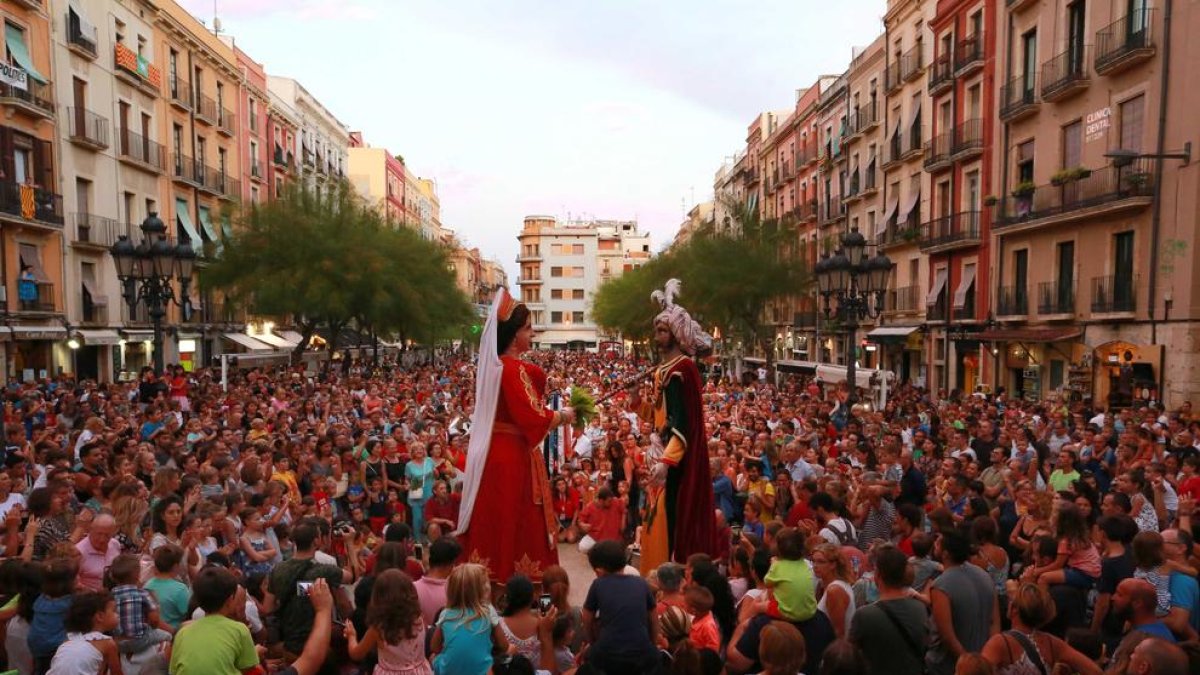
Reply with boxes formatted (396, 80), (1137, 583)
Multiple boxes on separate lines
(456, 290), (575, 582)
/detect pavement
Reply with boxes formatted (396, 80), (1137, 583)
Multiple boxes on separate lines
(556, 541), (597, 606)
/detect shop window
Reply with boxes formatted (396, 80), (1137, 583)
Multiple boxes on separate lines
(1049, 360), (1065, 390)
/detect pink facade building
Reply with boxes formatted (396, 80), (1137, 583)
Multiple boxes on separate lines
(234, 45), (269, 206)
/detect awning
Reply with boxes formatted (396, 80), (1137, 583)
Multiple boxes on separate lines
(776, 359), (819, 373)
(953, 265), (977, 309)
(9, 325), (66, 341)
(197, 207), (220, 242)
(221, 217), (234, 241)
(881, 198), (898, 227)
(867, 325), (921, 344)
(743, 357), (766, 365)
(4, 24), (47, 84)
(222, 333), (272, 352)
(18, 243), (49, 282)
(926, 267), (948, 305)
(280, 330), (308, 347)
(908, 98), (922, 130)
(80, 278), (108, 307)
(898, 188), (921, 224)
(975, 328), (1083, 343)
(68, 1), (98, 40)
(75, 329), (121, 346)
(176, 199), (201, 243)
(815, 364), (896, 389)
(120, 329), (154, 341)
(251, 332), (295, 349)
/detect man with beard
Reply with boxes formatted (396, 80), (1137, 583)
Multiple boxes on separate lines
(1111, 578), (1177, 665)
(639, 279), (717, 574)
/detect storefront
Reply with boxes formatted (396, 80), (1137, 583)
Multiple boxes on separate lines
(72, 329), (121, 382)
(976, 327), (1082, 402)
(865, 325), (923, 385)
(1091, 341), (1163, 409)
(5, 326), (67, 382)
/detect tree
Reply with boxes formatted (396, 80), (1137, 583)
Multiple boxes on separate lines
(204, 182), (473, 364)
(591, 198), (809, 366)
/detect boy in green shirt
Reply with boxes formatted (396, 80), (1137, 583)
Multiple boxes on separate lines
(169, 567), (258, 675)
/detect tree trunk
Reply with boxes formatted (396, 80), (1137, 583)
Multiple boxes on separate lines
(290, 318), (316, 367)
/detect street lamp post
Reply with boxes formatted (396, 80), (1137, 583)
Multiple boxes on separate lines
(815, 227), (891, 405)
(111, 213), (197, 374)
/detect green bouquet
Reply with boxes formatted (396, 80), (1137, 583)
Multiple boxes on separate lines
(569, 386), (596, 429)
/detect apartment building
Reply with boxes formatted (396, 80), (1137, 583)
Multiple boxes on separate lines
(1, 0), (66, 379)
(266, 88), (298, 199)
(413, 177), (441, 240)
(877, 0), (936, 386)
(233, 44), (267, 207)
(347, 131), (407, 226)
(517, 216), (650, 350)
(267, 76), (348, 196)
(921, 0), (996, 393)
(984, 0), (1200, 406)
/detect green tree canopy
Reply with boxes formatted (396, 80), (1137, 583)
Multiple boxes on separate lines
(204, 182), (473, 362)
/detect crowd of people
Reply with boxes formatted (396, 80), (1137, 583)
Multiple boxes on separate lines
(0, 342), (1196, 675)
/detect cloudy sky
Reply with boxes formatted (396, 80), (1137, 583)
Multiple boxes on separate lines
(181, 0), (886, 281)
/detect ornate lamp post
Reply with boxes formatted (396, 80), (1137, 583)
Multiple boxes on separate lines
(110, 213), (197, 374)
(815, 227), (891, 405)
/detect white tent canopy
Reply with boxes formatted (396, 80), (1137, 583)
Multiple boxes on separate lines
(814, 364), (895, 390)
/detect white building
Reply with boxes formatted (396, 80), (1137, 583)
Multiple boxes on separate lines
(266, 77), (349, 195)
(517, 216), (651, 350)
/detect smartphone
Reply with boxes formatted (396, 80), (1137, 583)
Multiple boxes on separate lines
(412, 544), (424, 560)
(296, 581), (313, 597)
(538, 593), (553, 616)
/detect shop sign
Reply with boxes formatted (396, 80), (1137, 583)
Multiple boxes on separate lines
(18, 331), (65, 340)
(0, 63), (27, 91)
(1085, 107), (1112, 143)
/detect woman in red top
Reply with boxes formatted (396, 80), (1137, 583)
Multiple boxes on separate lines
(551, 476), (582, 543)
(168, 365), (190, 412)
(455, 294), (576, 582)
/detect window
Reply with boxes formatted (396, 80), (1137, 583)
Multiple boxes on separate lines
(145, 198), (156, 218)
(1017, 140), (1035, 184)
(1114, 231), (1134, 307)
(218, 147), (227, 176)
(550, 311), (563, 324)
(572, 311), (585, 324)
(75, 178), (91, 214)
(571, 266), (585, 278)
(572, 289), (585, 300)
(1049, 360), (1065, 389)
(1021, 30), (1037, 92)
(114, 19), (125, 45)
(196, 137), (207, 164)
(250, 186), (259, 203)
(169, 49), (178, 80)
(1067, 1), (1086, 71)
(136, 35), (146, 57)
(551, 289), (563, 300)
(1062, 120), (1082, 168)
(550, 266), (563, 278)
(1120, 95), (1145, 153)
(123, 192), (135, 224)
(249, 99), (258, 131)
(965, 170), (980, 210)
(1014, 249), (1029, 300)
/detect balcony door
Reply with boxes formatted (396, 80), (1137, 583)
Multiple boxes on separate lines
(1022, 30), (1038, 95)
(1057, 241), (1075, 310)
(1014, 249), (1029, 310)
(1114, 231), (1134, 308)
(1128, 0), (1148, 36)
(1067, 1), (1086, 73)
(72, 78), (86, 133)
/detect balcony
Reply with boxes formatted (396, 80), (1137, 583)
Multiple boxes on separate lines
(1037, 281), (1075, 317)
(218, 108), (236, 136)
(886, 285), (920, 313)
(819, 197), (845, 226)
(1007, 0), (1038, 11)
(885, 63), (903, 93)
(198, 165), (233, 198)
(924, 132), (952, 171)
(744, 167), (760, 185)
(844, 172), (862, 203)
(249, 160), (264, 182)
(168, 75), (192, 110)
(10, 0), (43, 10)
(71, 213), (124, 248)
(884, 131), (905, 169)
(16, 281), (56, 314)
(951, 118), (983, 160)
(0, 79), (54, 119)
(113, 43), (161, 95)
(798, 200), (818, 222)
(928, 54), (954, 95)
(849, 102), (878, 137)
(1041, 46), (1091, 102)
(66, 108), (109, 150)
(903, 127), (924, 161)
(1000, 74), (1039, 122)
(927, 298), (948, 323)
(860, 167), (878, 195)
(65, 13), (98, 59)
(1090, 275), (1136, 315)
(80, 298), (107, 326)
(954, 35), (984, 76)
(272, 145), (293, 169)
(195, 93), (218, 125)
(516, 276), (541, 285)
(117, 130), (165, 173)
(0, 181), (63, 228)
(996, 286), (1029, 318)
(878, 214), (921, 250)
(919, 210), (981, 254)
(900, 45), (924, 82)
(996, 159), (1155, 232)
(172, 153), (201, 186)
(1095, 9), (1155, 76)
(793, 310), (818, 328)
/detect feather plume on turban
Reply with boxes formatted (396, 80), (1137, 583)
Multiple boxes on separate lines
(652, 279), (713, 357)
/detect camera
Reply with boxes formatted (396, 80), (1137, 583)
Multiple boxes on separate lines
(334, 521), (356, 537)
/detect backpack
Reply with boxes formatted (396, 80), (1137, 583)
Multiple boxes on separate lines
(824, 519), (857, 546)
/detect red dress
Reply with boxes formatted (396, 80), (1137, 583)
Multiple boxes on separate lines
(458, 357), (559, 582)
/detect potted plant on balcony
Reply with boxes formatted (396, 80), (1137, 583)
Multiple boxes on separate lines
(983, 195), (999, 207)
(1050, 170), (1072, 186)
(1124, 171), (1151, 192)
(1011, 181), (1036, 198)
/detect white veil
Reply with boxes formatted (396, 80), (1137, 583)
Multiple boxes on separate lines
(454, 290), (505, 535)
